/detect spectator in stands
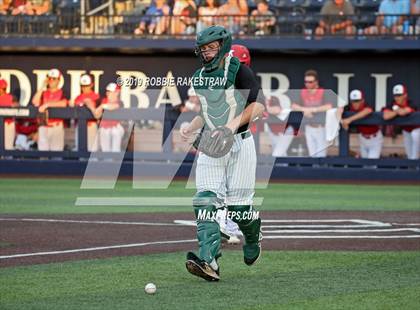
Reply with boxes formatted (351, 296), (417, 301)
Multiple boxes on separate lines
(171, 0), (197, 35)
(341, 90), (383, 159)
(88, 82), (125, 153)
(10, 0), (49, 15)
(134, 0), (170, 35)
(315, 0), (356, 36)
(1, 0), (13, 14)
(365, 0), (410, 36)
(217, 0), (248, 35)
(115, 0), (134, 16)
(291, 70), (333, 158)
(32, 69), (68, 151)
(197, 0), (219, 32)
(411, 0), (420, 33)
(30, 0), (50, 15)
(11, 0), (32, 14)
(251, 0), (275, 35)
(73, 74), (100, 152)
(383, 84), (420, 160)
(0, 79), (18, 150)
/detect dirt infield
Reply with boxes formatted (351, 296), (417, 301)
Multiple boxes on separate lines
(1, 211), (420, 268)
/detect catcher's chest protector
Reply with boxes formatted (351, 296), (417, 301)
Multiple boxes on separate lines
(192, 56), (247, 130)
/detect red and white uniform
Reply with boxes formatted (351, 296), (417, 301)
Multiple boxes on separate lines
(98, 97), (124, 152)
(350, 102), (383, 159)
(38, 89), (68, 151)
(0, 91), (15, 150)
(297, 88), (332, 157)
(15, 118), (38, 150)
(384, 99), (420, 160)
(263, 97), (295, 157)
(74, 91), (100, 152)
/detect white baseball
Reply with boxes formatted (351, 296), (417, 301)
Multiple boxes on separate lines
(392, 105), (399, 111)
(145, 283), (156, 294)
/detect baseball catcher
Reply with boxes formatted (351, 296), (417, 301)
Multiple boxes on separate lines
(181, 25), (265, 281)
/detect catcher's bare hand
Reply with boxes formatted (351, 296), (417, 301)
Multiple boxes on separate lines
(180, 123), (199, 144)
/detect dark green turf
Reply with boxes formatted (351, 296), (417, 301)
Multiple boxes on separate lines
(0, 178), (419, 213)
(1, 251), (420, 310)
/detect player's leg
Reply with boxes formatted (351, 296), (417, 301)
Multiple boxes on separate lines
(87, 123), (98, 152)
(4, 121), (15, 150)
(369, 132), (383, 159)
(99, 127), (112, 152)
(50, 123), (64, 151)
(272, 126), (294, 157)
(186, 153), (226, 281)
(110, 124), (124, 152)
(304, 125), (317, 157)
(359, 134), (369, 158)
(402, 130), (413, 160)
(314, 127), (327, 157)
(410, 128), (420, 160)
(185, 190), (222, 281)
(226, 135), (262, 265)
(225, 218), (242, 244)
(37, 126), (49, 151)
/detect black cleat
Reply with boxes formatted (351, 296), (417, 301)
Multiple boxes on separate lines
(186, 252), (220, 282)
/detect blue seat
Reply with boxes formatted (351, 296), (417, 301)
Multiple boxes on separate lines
(306, 0), (327, 9)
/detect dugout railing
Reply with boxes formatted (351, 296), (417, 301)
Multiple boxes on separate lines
(0, 107), (419, 168)
(0, 13), (419, 39)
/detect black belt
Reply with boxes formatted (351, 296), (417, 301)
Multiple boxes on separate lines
(237, 131), (251, 139)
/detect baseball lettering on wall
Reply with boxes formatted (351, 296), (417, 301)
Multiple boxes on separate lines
(0, 52), (418, 110)
(0, 69), (402, 111)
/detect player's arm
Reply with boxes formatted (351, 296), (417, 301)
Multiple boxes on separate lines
(225, 64), (265, 133)
(180, 115), (204, 140)
(32, 78), (48, 106)
(382, 108), (397, 120)
(43, 99), (67, 108)
(396, 106), (414, 116)
(225, 102), (264, 133)
(341, 107), (372, 130)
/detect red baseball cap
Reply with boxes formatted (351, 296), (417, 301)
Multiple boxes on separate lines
(0, 79), (7, 89)
(231, 44), (251, 67)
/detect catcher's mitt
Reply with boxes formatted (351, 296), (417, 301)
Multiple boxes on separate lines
(193, 127), (234, 158)
(37, 110), (49, 126)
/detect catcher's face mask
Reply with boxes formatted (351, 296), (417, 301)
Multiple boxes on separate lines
(195, 25), (232, 72)
(198, 41), (220, 63)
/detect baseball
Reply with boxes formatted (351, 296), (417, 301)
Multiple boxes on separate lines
(144, 283), (156, 294)
(392, 105), (399, 111)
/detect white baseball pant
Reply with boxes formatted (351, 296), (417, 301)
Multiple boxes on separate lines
(402, 128), (420, 160)
(99, 123), (124, 152)
(75, 123), (99, 152)
(359, 131), (383, 159)
(38, 123), (65, 151)
(265, 124), (294, 157)
(305, 125), (327, 157)
(195, 133), (256, 206)
(4, 121), (15, 150)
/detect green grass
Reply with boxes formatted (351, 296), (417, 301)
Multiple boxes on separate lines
(1, 251), (420, 310)
(0, 178), (419, 214)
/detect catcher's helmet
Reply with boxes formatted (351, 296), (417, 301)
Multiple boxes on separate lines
(231, 44), (251, 67)
(195, 25), (232, 72)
